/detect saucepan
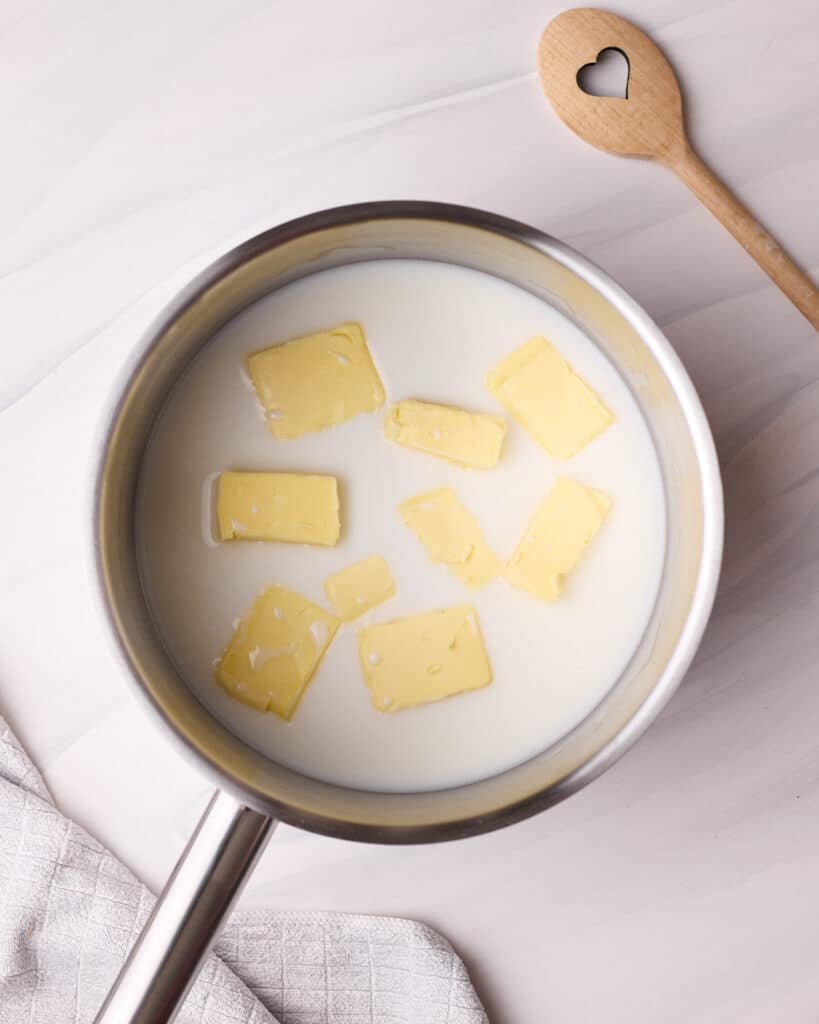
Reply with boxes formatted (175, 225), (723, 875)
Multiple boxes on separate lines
(92, 202), (723, 1023)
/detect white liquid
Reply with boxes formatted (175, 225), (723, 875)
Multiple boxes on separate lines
(136, 259), (666, 793)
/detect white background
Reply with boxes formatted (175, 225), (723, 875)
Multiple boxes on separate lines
(2, 2), (818, 1020)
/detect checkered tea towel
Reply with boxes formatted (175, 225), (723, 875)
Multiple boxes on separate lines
(0, 717), (487, 1023)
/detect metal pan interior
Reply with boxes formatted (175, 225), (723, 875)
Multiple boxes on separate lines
(94, 202), (722, 842)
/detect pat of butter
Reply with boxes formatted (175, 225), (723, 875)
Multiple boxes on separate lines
(324, 555), (396, 621)
(358, 606), (492, 712)
(247, 322), (385, 439)
(216, 472), (339, 546)
(487, 336), (614, 459)
(399, 487), (501, 589)
(216, 585), (340, 720)
(505, 477), (611, 602)
(384, 399), (506, 469)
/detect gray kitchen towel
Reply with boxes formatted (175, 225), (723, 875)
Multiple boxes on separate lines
(0, 718), (487, 1023)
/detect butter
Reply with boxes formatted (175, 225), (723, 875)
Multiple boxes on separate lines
(358, 606), (492, 712)
(487, 336), (614, 459)
(216, 472), (339, 546)
(324, 555), (396, 621)
(384, 399), (506, 469)
(216, 585), (340, 720)
(505, 477), (611, 602)
(247, 322), (385, 439)
(399, 487), (501, 589)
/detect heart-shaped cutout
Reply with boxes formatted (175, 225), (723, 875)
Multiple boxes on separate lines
(576, 47), (630, 99)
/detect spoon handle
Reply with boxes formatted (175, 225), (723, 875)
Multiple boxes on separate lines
(664, 144), (818, 329)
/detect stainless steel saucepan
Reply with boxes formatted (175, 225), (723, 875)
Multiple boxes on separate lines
(92, 202), (723, 1023)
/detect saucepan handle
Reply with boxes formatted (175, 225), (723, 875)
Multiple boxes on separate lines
(95, 789), (276, 1024)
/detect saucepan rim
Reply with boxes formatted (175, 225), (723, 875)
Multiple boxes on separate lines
(91, 200), (723, 842)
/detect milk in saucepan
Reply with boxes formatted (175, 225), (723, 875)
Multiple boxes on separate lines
(136, 259), (666, 792)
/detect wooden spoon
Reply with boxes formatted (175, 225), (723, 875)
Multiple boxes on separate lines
(538, 8), (819, 329)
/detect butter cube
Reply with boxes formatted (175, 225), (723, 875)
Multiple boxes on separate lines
(324, 556), (396, 621)
(505, 477), (611, 602)
(358, 606), (492, 712)
(247, 322), (385, 439)
(487, 336), (614, 459)
(216, 472), (339, 546)
(216, 585), (340, 720)
(384, 399), (506, 469)
(399, 487), (501, 589)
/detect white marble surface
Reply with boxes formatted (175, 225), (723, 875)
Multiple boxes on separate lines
(2, 1), (818, 1020)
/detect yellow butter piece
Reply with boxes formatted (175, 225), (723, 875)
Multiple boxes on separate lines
(216, 472), (339, 546)
(399, 487), (501, 589)
(358, 606), (492, 712)
(487, 336), (614, 459)
(216, 585), (340, 720)
(324, 555), (396, 621)
(505, 477), (611, 602)
(247, 322), (385, 439)
(384, 399), (506, 469)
